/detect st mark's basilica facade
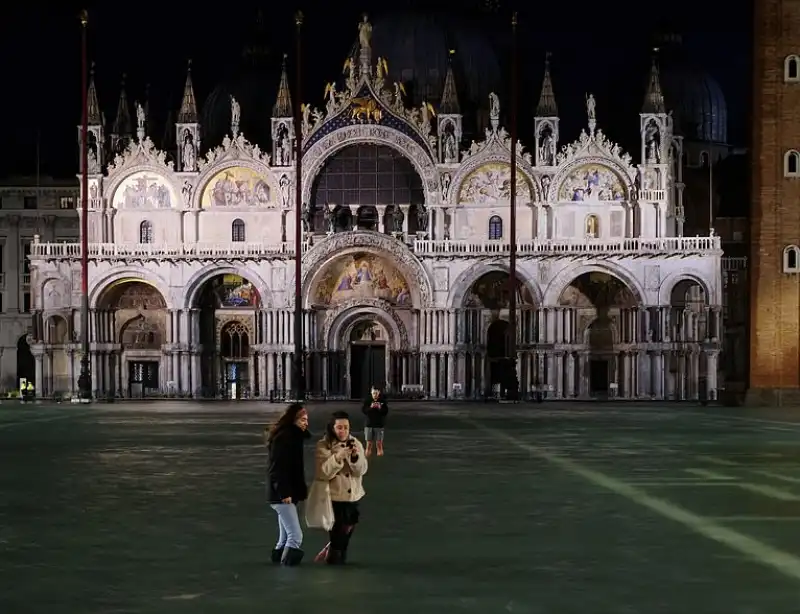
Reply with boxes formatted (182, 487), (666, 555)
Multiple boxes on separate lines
(27, 16), (722, 400)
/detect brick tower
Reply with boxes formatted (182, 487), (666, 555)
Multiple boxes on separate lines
(749, 0), (800, 404)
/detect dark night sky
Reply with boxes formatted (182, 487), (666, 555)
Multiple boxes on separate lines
(1, 0), (751, 179)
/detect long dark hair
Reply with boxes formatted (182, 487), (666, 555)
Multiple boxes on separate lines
(266, 403), (305, 443)
(324, 410), (350, 444)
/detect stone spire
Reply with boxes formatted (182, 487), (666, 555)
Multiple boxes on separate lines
(87, 62), (101, 125)
(642, 50), (666, 114)
(78, 62), (104, 173)
(178, 60), (198, 123)
(440, 49), (460, 115)
(175, 60), (201, 172)
(272, 54), (293, 118)
(535, 53), (558, 117)
(112, 74), (132, 137)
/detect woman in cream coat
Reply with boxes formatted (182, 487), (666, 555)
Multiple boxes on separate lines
(314, 410), (368, 565)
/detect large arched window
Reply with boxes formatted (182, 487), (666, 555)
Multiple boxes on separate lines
(488, 215), (503, 240)
(139, 220), (153, 243)
(232, 218), (246, 242)
(311, 144), (425, 209)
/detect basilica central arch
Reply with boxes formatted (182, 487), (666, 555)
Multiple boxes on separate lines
(305, 244), (416, 398)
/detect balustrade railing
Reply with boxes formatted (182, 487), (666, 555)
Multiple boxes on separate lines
(30, 241), (306, 259)
(413, 236), (721, 256)
(30, 234), (722, 260)
(722, 256), (748, 271)
(639, 189), (666, 201)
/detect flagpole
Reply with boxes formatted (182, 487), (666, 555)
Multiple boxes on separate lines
(292, 10), (305, 401)
(508, 11), (519, 401)
(78, 9), (92, 402)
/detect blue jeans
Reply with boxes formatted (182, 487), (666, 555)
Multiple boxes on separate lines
(270, 502), (303, 549)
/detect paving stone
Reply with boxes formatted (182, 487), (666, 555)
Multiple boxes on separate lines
(2, 401), (800, 613)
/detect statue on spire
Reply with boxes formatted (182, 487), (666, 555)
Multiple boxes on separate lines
(230, 96), (241, 135)
(358, 14), (373, 76)
(358, 14), (372, 52)
(136, 102), (146, 141)
(489, 92), (500, 131)
(586, 93), (597, 133)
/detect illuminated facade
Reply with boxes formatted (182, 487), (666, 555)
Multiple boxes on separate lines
(27, 17), (722, 400)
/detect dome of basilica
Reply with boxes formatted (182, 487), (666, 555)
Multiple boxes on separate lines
(656, 34), (729, 144)
(201, 11), (276, 147)
(662, 68), (728, 144)
(368, 11), (501, 108)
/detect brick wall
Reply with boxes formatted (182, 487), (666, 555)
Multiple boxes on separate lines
(750, 0), (800, 390)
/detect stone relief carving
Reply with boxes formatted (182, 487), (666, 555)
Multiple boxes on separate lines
(461, 126), (532, 166)
(44, 278), (68, 310)
(458, 162), (532, 204)
(198, 133), (271, 171)
(644, 265), (661, 290)
(107, 137), (173, 176)
(272, 267), (286, 290)
(555, 128), (633, 170)
(538, 262), (551, 285)
(433, 267), (449, 292)
(114, 173), (173, 209)
(301, 231), (433, 307)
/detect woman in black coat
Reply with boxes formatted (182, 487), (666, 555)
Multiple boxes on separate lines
(266, 402), (311, 566)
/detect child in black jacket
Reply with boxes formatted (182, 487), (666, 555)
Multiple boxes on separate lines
(362, 386), (389, 457)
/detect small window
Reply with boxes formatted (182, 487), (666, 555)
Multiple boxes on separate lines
(585, 214), (599, 238)
(24, 196), (37, 210)
(785, 150), (800, 177)
(139, 220), (154, 243)
(785, 55), (800, 82)
(59, 196), (75, 209)
(23, 292), (31, 313)
(784, 245), (800, 273)
(232, 218), (246, 242)
(699, 152), (709, 168)
(488, 215), (503, 240)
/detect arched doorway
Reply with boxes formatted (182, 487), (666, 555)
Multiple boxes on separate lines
(310, 249), (415, 397)
(194, 274), (260, 398)
(669, 279), (709, 400)
(559, 271), (638, 397)
(309, 143), (425, 235)
(348, 321), (388, 400)
(46, 315), (70, 395)
(99, 281), (168, 398)
(462, 270), (536, 397)
(16, 335), (35, 391)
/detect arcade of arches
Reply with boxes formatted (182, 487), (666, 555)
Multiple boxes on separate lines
(29, 268), (721, 400)
(447, 271), (721, 399)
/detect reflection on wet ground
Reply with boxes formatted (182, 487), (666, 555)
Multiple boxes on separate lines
(3, 401), (800, 613)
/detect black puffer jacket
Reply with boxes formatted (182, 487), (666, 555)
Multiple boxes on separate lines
(362, 396), (389, 428)
(267, 425), (310, 504)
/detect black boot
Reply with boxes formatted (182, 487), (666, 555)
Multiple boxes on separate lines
(281, 547), (304, 566)
(340, 526), (355, 564)
(270, 548), (284, 564)
(325, 548), (346, 565)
